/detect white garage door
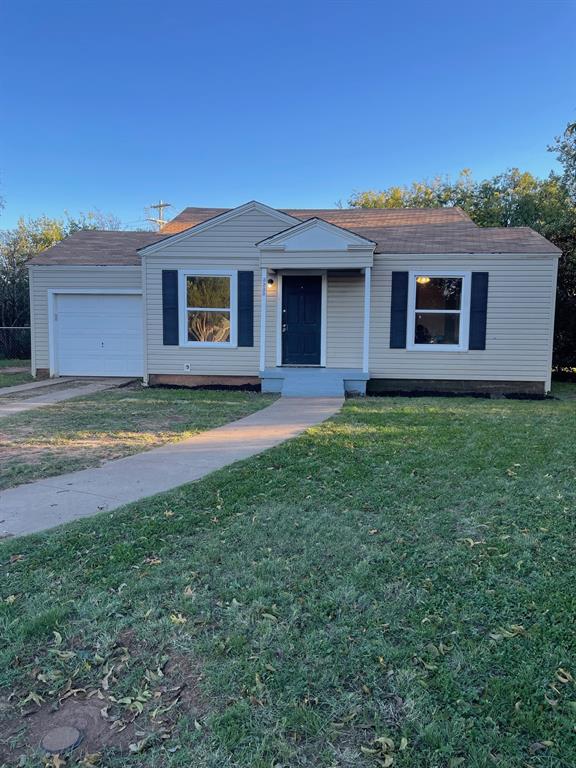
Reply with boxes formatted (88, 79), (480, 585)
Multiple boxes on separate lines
(55, 293), (143, 376)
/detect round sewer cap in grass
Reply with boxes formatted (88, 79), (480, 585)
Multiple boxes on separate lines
(41, 725), (83, 754)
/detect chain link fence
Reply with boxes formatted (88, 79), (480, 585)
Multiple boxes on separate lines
(0, 327), (31, 360)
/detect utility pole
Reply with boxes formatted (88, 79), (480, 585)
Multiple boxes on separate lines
(147, 199), (172, 231)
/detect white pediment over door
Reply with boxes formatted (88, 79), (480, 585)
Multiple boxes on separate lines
(257, 217), (376, 252)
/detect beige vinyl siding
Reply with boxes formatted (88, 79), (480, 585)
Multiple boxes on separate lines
(369, 254), (557, 383)
(145, 208), (287, 376)
(326, 273), (363, 368)
(29, 266), (142, 372)
(261, 250), (373, 270)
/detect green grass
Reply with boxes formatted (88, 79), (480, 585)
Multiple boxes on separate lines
(0, 372), (33, 388)
(0, 359), (30, 369)
(0, 386), (275, 490)
(1, 387), (576, 767)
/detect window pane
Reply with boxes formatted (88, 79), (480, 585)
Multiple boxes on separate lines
(416, 277), (462, 310)
(415, 312), (460, 345)
(188, 311), (230, 343)
(187, 276), (230, 308)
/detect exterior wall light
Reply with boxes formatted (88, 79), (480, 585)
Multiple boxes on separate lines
(267, 278), (275, 286)
(416, 275), (431, 285)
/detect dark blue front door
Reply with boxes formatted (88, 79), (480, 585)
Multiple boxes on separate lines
(282, 276), (322, 365)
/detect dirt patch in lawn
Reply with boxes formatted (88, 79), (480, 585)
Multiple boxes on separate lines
(0, 696), (137, 761)
(0, 650), (207, 765)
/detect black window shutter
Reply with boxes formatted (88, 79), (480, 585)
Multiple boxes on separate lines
(237, 271), (254, 347)
(162, 270), (179, 345)
(469, 272), (489, 350)
(390, 271), (409, 348)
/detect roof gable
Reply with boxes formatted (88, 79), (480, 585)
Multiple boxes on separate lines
(257, 218), (376, 252)
(140, 201), (300, 255)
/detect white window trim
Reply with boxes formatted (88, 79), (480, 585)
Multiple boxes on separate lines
(406, 270), (471, 352)
(178, 269), (238, 348)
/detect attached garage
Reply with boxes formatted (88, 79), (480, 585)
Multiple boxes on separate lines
(51, 292), (143, 377)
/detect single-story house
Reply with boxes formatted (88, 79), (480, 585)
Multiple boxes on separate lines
(28, 200), (561, 396)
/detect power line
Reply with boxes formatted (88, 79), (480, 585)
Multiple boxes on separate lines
(146, 199), (172, 231)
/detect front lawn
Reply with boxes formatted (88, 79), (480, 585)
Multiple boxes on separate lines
(0, 372), (34, 388)
(0, 386), (275, 490)
(1, 388), (575, 767)
(0, 360), (33, 388)
(0, 359), (30, 369)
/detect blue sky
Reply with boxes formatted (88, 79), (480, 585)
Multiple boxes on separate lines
(1, 0), (575, 229)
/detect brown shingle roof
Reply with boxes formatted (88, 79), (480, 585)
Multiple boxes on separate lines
(28, 207), (561, 265)
(161, 206), (474, 233)
(354, 224), (561, 255)
(28, 230), (168, 265)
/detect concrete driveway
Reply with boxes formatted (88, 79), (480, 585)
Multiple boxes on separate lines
(0, 377), (134, 418)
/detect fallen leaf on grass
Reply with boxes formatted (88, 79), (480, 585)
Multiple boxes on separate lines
(78, 754), (101, 766)
(45, 755), (66, 768)
(489, 624), (526, 641)
(170, 612), (187, 625)
(20, 691), (44, 707)
(556, 668), (573, 684)
(361, 735), (407, 765)
(101, 665), (115, 691)
(4, 594), (17, 604)
(529, 741), (554, 754)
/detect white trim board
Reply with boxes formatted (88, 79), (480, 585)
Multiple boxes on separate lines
(28, 265), (142, 271)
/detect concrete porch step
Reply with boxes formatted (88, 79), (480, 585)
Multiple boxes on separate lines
(261, 368), (368, 397)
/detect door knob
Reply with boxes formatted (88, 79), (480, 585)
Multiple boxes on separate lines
(282, 324), (287, 333)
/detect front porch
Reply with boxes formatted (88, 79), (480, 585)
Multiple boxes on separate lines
(257, 218), (376, 397)
(260, 366), (369, 397)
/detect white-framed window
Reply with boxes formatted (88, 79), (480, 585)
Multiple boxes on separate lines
(407, 271), (471, 351)
(178, 270), (238, 347)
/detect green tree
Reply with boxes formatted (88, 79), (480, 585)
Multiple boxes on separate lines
(348, 127), (576, 371)
(0, 211), (122, 358)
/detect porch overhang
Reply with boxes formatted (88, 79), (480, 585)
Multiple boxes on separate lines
(259, 249), (374, 270)
(257, 217), (375, 270)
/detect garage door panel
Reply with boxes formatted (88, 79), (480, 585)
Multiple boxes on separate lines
(55, 294), (143, 376)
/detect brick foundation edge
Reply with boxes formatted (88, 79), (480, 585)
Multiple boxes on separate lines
(148, 374), (261, 389)
(367, 378), (546, 398)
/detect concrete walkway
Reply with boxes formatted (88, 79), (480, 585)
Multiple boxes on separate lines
(0, 365), (29, 374)
(0, 378), (134, 418)
(0, 397), (343, 538)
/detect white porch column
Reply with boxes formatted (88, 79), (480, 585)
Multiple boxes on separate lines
(362, 266), (372, 374)
(259, 268), (267, 372)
